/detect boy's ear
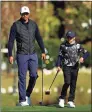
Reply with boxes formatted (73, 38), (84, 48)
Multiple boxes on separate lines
(73, 37), (75, 40)
(71, 37), (75, 41)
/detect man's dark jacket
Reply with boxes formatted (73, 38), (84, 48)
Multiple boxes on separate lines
(8, 18), (45, 56)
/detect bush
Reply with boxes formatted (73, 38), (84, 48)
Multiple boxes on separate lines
(35, 38), (61, 69)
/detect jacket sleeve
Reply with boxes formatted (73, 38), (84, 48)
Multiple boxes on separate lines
(35, 24), (45, 53)
(56, 45), (63, 67)
(78, 44), (89, 60)
(8, 23), (16, 57)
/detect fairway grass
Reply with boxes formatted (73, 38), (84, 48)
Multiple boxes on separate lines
(1, 104), (91, 112)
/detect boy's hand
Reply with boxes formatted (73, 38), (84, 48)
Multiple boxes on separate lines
(79, 57), (84, 63)
(57, 66), (61, 72)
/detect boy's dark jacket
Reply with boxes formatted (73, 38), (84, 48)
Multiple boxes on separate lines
(56, 41), (89, 67)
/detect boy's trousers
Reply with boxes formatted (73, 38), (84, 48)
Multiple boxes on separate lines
(60, 63), (79, 101)
(16, 53), (38, 102)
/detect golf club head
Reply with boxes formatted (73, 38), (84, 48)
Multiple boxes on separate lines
(45, 90), (50, 95)
(39, 101), (44, 106)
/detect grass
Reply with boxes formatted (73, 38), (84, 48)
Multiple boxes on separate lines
(1, 69), (91, 92)
(1, 105), (91, 112)
(1, 94), (91, 112)
(1, 68), (91, 110)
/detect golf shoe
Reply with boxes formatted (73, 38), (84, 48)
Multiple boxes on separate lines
(59, 99), (65, 108)
(67, 101), (75, 108)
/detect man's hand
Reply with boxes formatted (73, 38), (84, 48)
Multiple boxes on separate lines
(42, 53), (46, 60)
(79, 57), (84, 63)
(9, 56), (14, 64)
(57, 66), (61, 72)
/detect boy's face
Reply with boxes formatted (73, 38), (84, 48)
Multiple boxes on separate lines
(67, 37), (75, 44)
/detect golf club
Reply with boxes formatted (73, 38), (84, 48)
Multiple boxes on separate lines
(39, 60), (44, 106)
(45, 70), (59, 95)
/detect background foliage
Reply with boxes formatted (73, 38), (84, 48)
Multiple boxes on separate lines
(1, 1), (91, 68)
(57, 2), (91, 40)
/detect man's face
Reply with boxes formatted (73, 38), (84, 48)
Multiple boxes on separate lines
(67, 37), (75, 44)
(21, 12), (29, 21)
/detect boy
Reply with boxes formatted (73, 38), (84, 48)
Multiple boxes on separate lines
(56, 31), (89, 108)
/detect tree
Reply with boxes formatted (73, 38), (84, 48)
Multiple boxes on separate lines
(35, 3), (60, 40)
(57, 1), (91, 41)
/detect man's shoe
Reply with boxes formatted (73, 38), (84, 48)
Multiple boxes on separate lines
(59, 99), (64, 108)
(26, 96), (31, 105)
(67, 101), (75, 108)
(17, 101), (29, 106)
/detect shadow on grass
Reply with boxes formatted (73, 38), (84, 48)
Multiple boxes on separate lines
(45, 103), (69, 108)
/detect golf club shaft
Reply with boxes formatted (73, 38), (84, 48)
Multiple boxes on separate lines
(42, 60), (43, 104)
(48, 70), (59, 90)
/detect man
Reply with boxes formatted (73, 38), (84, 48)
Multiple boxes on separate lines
(56, 31), (89, 108)
(8, 6), (46, 106)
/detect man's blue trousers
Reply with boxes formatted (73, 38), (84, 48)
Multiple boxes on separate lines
(16, 53), (38, 102)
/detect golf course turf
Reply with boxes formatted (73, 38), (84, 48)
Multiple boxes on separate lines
(1, 104), (91, 112)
